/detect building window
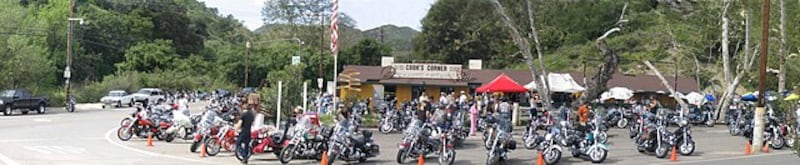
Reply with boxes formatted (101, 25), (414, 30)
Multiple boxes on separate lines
(412, 85), (425, 100)
(385, 85), (396, 99)
(440, 86), (455, 95)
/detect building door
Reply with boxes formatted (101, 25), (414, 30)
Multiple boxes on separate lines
(412, 85), (425, 100)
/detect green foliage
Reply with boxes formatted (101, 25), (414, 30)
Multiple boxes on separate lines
(340, 39), (392, 67)
(259, 64), (309, 118)
(116, 39), (178, 72)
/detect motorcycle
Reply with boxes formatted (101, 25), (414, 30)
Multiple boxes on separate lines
(588, 112), (609, 144)
(117, 106), (172, 142)
(634, 113), (671, 158)
(667, 120), (695, 156)
(204, 119), (236, 156)
(540, 129), (563, 165)
(764, 109), (788, 149)
(379, 103), (408, 134)
(522, 116), (541, 149)
(326, 119), (380, 165)
(396, 119), (436, 164)
(686, 104), (715, 127)
(278, 113), (328, 164)
(568, 117), (608, 163)
(486, 115), (516, 165)
(726, 103), (746, 136)
(606, 105), (631, 128)
(235, 120), (292, 162)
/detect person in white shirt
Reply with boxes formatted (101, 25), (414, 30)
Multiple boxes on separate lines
(439, 92), (448, 105)
(458, 91), (468, 104)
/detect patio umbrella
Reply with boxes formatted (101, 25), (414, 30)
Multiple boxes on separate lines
(682, 92), (705, 105)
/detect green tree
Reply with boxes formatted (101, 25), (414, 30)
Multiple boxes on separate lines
(340, 39), (392, 67)
(116, 39), (178, 72)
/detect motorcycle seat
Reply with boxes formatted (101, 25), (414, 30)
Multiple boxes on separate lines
(349, 136), (366, 146)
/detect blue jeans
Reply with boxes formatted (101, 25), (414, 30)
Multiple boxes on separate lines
(237, 134), (251, 162)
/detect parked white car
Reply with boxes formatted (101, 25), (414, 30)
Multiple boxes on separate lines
(130, 88), (166, 106)
(100, 90), (134, 108)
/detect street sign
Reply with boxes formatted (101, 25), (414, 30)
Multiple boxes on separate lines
(291, 56), (300, 65)
(317, 78), (323, 89)
(63, 67), (71, 78)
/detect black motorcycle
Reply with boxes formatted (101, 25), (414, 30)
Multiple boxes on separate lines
(326, 119), (380, 165)
(635, 114), (672, 158)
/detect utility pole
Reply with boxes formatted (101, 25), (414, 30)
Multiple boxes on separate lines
(752, 0), (770, 153)
(65, 0), (75, 105)
(319, 14), (324, 86)
(245, 41), (251, 87)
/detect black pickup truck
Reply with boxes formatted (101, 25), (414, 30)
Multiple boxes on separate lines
(0, 89), (50, 116)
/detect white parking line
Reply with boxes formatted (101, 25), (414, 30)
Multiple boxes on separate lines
(0, 151), (20, 165)
(103, 128), (210, 164)
(0, 137), (106, 143)
(669, 151), (793, 164)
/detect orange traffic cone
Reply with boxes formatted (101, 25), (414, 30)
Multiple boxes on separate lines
(745, 141), (751, 155)
(417, 153), (424, 165)
(762, 141), (770, 153)
(669, 146), (678, 161)
(537, 151), (544, 165)
(146, 134), (154, 147)
(320, 151), (328, 165)
(200, 142), (207, 157)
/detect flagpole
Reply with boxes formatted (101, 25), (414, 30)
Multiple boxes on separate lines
(331, 0), (339, 116)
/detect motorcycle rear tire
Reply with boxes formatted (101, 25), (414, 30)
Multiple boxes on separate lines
(618, 119), (629, 128)
(165, 133), (176, 143)
(771, 137), (785, 149)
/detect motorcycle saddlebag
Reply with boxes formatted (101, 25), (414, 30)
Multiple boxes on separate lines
(506, 140), (517, 150)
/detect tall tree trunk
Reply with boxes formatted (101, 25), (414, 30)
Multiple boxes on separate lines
(488, 0), (551, 110)
(778, 0), (787, 92)
(693, 54), (702, 91)
(575, 4), (628, 106)
(526, 0), (552, 109)
(644, 61), (688, 112)
(721, 0), (732, 84)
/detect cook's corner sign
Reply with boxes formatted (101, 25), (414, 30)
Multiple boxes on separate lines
(390, 63), (462, 79)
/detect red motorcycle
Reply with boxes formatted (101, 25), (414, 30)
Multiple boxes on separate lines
(204, 121), (237, 156)
(118, 109), (172, 141)
(235, 125), (291, 161)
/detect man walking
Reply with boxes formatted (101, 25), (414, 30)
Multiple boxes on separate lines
(236, 93), (259, 164)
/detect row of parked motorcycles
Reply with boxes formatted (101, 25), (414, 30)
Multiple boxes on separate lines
(379, 100), (467, 165)
(726, 99), (800, 150)
(116, 97), (381, 164)
(521, 105), (609, 164)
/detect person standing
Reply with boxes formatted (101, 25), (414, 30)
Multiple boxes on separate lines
(235, 106), (255, 164)
(469, 103), (479, 136)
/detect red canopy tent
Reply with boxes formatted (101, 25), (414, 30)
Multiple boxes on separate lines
(475, 73), (528, 93)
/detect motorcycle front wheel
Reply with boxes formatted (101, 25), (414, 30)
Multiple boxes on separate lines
(379, 121), (394, 134)
(655, 146), (669, 158)
(589, 148), (608, 163)
(544, 148), (561, 165)
(395, 149), (407, 164)
(278, 145), (296, 164)
(117, 127), (133, 141)
(205, 138), (222, 156)
(618, 118), (629, 128)
(439, 149), (455, 165)
(597, 132), (609, 144)
(729, 124), (741, 136)
(705, 119), (715, 127)
(678, 140), (695, 156)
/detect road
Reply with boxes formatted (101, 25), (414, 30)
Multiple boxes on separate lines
(1, 103), (798, 165)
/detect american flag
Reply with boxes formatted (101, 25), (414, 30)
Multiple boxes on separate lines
(330, 0), (339, 55)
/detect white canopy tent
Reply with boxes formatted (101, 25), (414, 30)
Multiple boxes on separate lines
(525, 73), (586, 93)
(600, 87), (635, 101)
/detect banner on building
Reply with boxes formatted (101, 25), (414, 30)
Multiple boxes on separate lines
(391, 63), (462, 79)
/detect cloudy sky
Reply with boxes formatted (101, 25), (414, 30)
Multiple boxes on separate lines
(197, 0), (435, 31)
